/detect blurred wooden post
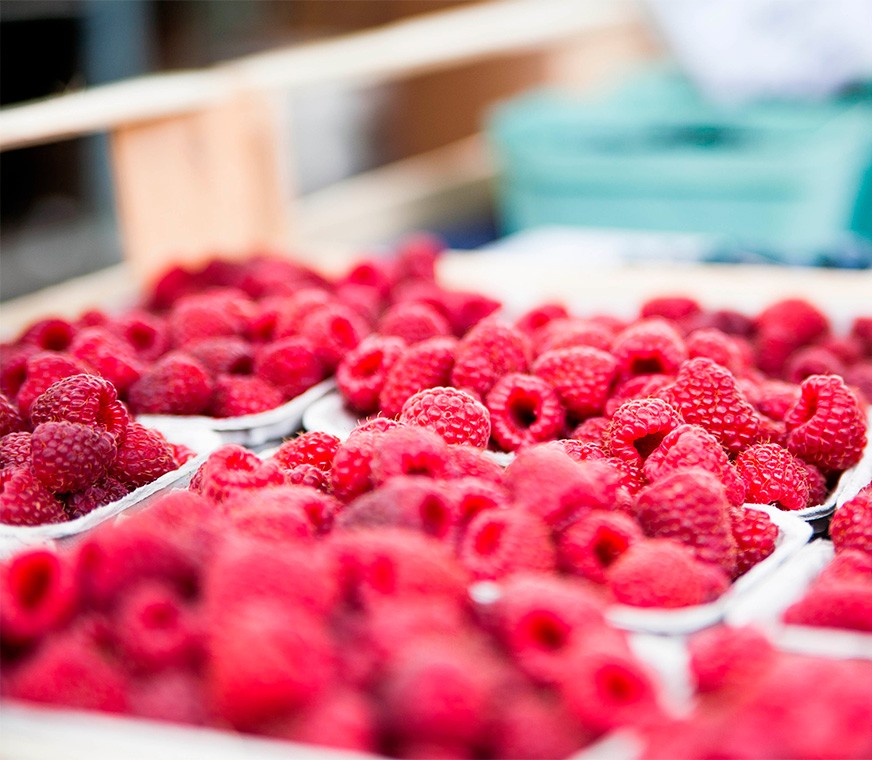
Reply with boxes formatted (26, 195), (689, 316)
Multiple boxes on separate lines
(109, 90), (293, 285)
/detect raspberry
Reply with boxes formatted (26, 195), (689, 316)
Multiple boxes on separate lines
(225, 493), (318, 544)
(336, 335), (406, 415)
(755, 298), (829, 345)
(451, 476), (509, 525)
(273, 430), (341, 472)
(784, 345), (846, 384)
(70, 326), (144, 393)
(400, 386), (491, 448)
(209, 374), (283, 417)
(0, 548), (77, 644)
(784, 374), (867, 472)
(0, 394), (24, 438)
(330, 431), (379, 503)
(254, 336), (325, 401)
(643, 424), (746, 507)
(195, 444), (285, 503)
(395, 232), (443, 281)
(0, 431), (31, 469)
(127, 352), (213, 416)
(736, 443), (810, 511)
(534, 318), (614, 355)
(379, 301), (451, 344)
(15, 351), (92, 420)
(634, 468), (737, 575)
(298, 302), (367, 372)
(664, 357), (761, 454)
(851, 316), (872, 357)
(459, 508), (555, 580)
(604, 374), (676, 419)
(489, 573), (606, 683)
(64, 476), (129, 519)
(168, 294), (248, 347)
(341, 257), (396, 297)
(184, 336), (254, 376)
(485, 373), (564, 451)
(514, 301), (570, 335)
(30, 421), (116, 494)
(0, 467), (67, 525)
(30, 373), (129, 442)
(687, 625), (776, 693)
(686, 327), (748, 374)
(440, 288), (502, 337)
(612, 318), (688, 379)
(0, 344), (36, 398)
(108, 422), (177, 489)
(571, 416), (610, 445)
(818, 549), (872, 583)
(443, 444), (504, 482)
(607, 539), (728, 608)
(19, 317), (77, 351)
(113, 580), (201, 673)
(558, 511), (644, 584)
(830, 492), (872, 555)
(110, 310), (170, 362)
(532, 346), (618, 419)
(506, 446), (623, 529)
(641, 295), (702, 323)
(784, 582), (872, 632)
(371, 425), (451, 483)
(285, 463), (330, 492)
(747, 378), (800, 421)
(451, 319), (529, 398)
(272, 288), (333, 338)
(605, 397), (683, 472)
(557, 437), (608, 462)
(207, 599), (335, 729)
(729, 505), (778, 577)
(7, 630), (128, 713)
(845, 362), (872, 405)
(379, 336), (457, 418)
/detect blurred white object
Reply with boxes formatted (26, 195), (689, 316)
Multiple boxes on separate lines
(646, 0), (872, 101)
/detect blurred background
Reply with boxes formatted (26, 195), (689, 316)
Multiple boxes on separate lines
(2, 0), (871, 301)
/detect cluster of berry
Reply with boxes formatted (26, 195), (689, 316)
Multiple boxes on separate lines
(0, 374), (190, 525)
(784, 487), (872, 632)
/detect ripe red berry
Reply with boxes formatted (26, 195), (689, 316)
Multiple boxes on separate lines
(736, 443), (810, 511)
(558, 510), (644, 584)
(128, 353), (214, 416)
(30, 420), (117, 494)
(254, 336), (325, 401)
(459, 508), (556, 580)
(485, 373), (564, 451)
(611, 318), (688, 379)
(830, 492), (872, 555)
(451, 319), (530, 398)
(30, 373), (129, 442)
(533, 346), (618, 419)
(336, 335), (406, 415)
(109, 422), (177, 489)
(729, 505), (778, 578)
(379, 336), (457, 418)
(400, 386), (491, 448)
(605, 397), (683, 473)
(0, 466), (67, 525)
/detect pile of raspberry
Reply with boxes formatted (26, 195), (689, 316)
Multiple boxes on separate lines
(0, 373), (191, 526)
(782, 485), (872, 633)
(1, 235), (500, 421)
(640, 625), (872, 758)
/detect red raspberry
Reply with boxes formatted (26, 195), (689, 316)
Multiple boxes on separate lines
(0, 466), (67, 525)
(612, 318), (688, 379)
(254, 336), (325, 401)
(7, 629), (128, 713)
(443, 444), (504, 482)
(851, 316), (872, 357)
(0, 431), (31, 469)
(488, 573), (606, 683)
(19, 317), (77, 351)
(784, 374), (867, 472)
(207, 598), (335, 729)
(605, 397), (683, 472)
(379, 301), (450, 344)
(571, 416), (610, 445)
(196, 444), (285, 503)
(634, 468), (737, 575)
(643, 424), (746, 507)
(336, 335), (406, 415)
(209, 374), (283, 417)
(395, 232), (443, 281)
(371, 425), (451, 483)
(330, 430), (379, 503)
(400, 386), (491, 448)
(230, 482), (337, 534)
(0, 344), (36, 398)
(532, 346), (618, 419)
(451, 319), (529, 398)
(556, 437), (608, 462)
(686, 327), (748, 374)
(30, 420), (116, 494)
(184, 336), (254, 376)
(830, 492), (872, 555)
(687, 625), (776, 693)
(0, 394), (24, 438)
(784, 345), (846, 384)
(298, 302), (367, 372)
(729, 505), (778, 577)
(801, 461), (829, 506)
(128, 353), (213, 416)
(485, 373), (564, 451)
(755, 298), (829, 344)
(603, 373), (676, 419)
(332, 284), (382, 327)
(109, 422), (177, 489)
(607, 538), (729, 608)
(845, 362), (872, 405)
(459, 508), (555, 580)
(113, 580), (201, 673)
(225, 494), (318, 544)
(168, 293), (249, 347)
(30, 373), (129, 442)
(273, 430), (341, 472)
(735, 443), (810, 511)
(271, 288), (333, 338)
(818, 548), (872, 583)
(15, 351), (93, 420)
(534, 317), (614, 355)
(506, 446), (623, 529)
(70, 326), (144, 393)
(641, 295), (701, 323)
(558, 510), (644, 584)
(0, 548), (77, 644)
(379, 336), (457, 418)
(746, 377), (800, 421)
(514, 301), (570, 335)
(784, 582), (872, 632)
(110, 310), (170, 362)
(284, 463), (330, 492)
(65, 476), (129, 519)
(664, 357), (761, 454)
(341, 257), (396, 297)
(451, 476), (509, 526)
(440, 288), (502, 337)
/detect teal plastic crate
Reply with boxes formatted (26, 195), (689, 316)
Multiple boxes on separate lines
(488, 73), (872, 251)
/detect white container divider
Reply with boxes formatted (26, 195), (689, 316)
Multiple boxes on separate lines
(139, 378), (336, 448)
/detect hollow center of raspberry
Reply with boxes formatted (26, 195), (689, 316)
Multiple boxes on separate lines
(420, 496), (450, 538)
(142, 601), (178, 629)
(474, 521), (504, 556)
(13, 558), (54, 610)
(597, 664), (642, 704)
(594, 528), (629, 568)
(355, 351), (384, 378)
(330, 318), (356, 348)
(40, 325), (74, 351)
(508, 392), (538, 430)
(629, 356), (666, 375)
(633, 432), (666, 461)
(127, 324), (157, 351)
(526, 611), (569, 651)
